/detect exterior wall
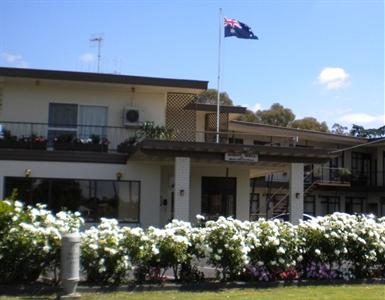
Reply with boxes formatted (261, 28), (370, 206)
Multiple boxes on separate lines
(190, 165), (250, 222)
(0, 160), (161, 227)
(2, 78), (167, 127)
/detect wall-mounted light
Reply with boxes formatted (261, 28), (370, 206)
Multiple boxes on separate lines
(179, 189), (185, 197)
(116, 172), (123, 181)
(24, 169), (32, 177)
(295, 192), (300, 199)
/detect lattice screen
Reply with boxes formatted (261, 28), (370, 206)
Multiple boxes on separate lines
(205, 113), (228, 143)
(166, 93), (196, 142)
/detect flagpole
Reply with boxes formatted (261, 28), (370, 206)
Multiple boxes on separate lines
(216, 8), (223, 144)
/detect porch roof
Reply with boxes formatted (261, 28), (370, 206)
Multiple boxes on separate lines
(128, 139), (335, 164)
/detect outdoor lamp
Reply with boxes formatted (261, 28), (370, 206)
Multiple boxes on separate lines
(24, 169), (32, 177)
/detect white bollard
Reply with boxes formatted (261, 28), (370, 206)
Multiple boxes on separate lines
(58, 233), (81, 299)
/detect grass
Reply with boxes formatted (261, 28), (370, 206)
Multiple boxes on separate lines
(0, 284), (385, 300)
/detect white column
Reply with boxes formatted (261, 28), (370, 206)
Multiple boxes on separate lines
(174, 157), (191, 221)
(289, 163), (304, 224)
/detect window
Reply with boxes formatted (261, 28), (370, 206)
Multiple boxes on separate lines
(249, 193), (259, 221)
(304, 195), (316, 216)
(345, 197), (364, 214)
(48, 103), (107, 141)
(319, 196), (340, 216)
(351, 152), (372, 186)
(4, 177), (140, 223)
(229, 138), (243, 144)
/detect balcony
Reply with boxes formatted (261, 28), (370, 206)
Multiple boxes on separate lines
(0, 121), (337, 166)
(306, 167), (385, 189)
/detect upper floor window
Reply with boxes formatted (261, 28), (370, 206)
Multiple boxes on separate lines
(229, 138), (243, 144)
(48, 103), (107, 141)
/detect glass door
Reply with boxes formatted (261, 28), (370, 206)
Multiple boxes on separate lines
(201, 177), (236, 220)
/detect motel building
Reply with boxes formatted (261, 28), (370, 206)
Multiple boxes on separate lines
(0, 67), (384, 227)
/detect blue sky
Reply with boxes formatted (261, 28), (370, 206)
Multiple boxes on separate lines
(0, 0), (384, 129)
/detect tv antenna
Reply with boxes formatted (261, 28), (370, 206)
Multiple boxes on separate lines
(90, 35), (103, 72)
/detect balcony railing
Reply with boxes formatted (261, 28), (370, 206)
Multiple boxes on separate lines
(0, 121), (139, 152)
(307, 167), (384, 188)
(0, 121), (318, 154)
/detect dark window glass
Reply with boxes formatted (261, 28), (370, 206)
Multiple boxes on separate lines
(304, 195), (316, 216)
(49, 103), (78, 127)
(345, 197), (364, 214)
(229, 138), (243, 144)
(4, 177), (140, 223)
(319, 196), (340, 216)
(201, 177), (236, 220)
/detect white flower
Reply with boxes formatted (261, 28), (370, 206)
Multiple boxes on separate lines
(277, 247), (285, 254)
(196, 214), (205, 221)
(297, 255), (303, 262)
(315, 249), (321, 256)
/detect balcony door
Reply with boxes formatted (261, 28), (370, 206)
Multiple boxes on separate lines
(201, 177), (236, 220)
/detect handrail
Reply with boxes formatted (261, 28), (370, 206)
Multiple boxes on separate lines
(269, 193), (290, 215)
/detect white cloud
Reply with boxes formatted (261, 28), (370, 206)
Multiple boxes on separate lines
(243, 102), (262, 112)
(79, 52), (95, 63)
(317, 67), (350, 90)
(0, 52), (28, 68)
(338, 113), (385, 127)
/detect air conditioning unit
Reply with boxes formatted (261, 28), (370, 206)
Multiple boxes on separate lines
(123, 107), (141, 126)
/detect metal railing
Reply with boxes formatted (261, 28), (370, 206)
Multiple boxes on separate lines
(0, 121), (138, 152)
(0, 121), (319, 154)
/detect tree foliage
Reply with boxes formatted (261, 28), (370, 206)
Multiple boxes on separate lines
(254, 103), (295, 127)
(350, 124), (385, 138)
(331, 123), (349, 135)
(290, 117), (329, 132)
(196, 89), (234, 106)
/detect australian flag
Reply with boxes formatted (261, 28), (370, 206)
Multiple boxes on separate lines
(224, 18), (258, 40)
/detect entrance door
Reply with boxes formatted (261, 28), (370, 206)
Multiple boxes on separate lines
(201, 177), (236, 220)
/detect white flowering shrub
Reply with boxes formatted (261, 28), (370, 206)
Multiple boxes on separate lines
(245, 219), (299, 281)
(204, 217), (249, 280)
(297, 213), (385, 279)
(0, 199), (83, 283)
(2, 197), (385, 285)
(81, 218), (130, 284)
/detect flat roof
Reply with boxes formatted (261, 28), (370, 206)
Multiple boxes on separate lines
(0, 67), (208, 90)
(230, 120), (368, 144)
(184, 102), (247, 114)
(129, 139), (334, 164)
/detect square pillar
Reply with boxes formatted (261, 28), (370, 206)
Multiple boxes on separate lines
(174, 157), (191, 221)
(289, 163), (304, 224)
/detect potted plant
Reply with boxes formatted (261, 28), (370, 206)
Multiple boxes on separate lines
(0, 129), (47, 149)
(338, 168), (352, 182)
(54, 133), (109, 152)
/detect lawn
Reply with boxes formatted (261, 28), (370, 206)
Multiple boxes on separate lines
(0, 285), (384, 300)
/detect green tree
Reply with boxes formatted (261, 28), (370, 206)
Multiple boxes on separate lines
(255, 103), (295, 127)
(236, 109), (258, 122)
(290, 117), (329, 132)
(196, 89), (234, 106)
(331, 123), (348, 135)
(350, 124), (385, 138)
